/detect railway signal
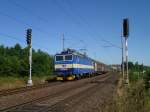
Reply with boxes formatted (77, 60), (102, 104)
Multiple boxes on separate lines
(123, 19), (129, 38)
(26, 28), (33, 86)
(26, 29), (32, 45)
(123, 18), (129, 85)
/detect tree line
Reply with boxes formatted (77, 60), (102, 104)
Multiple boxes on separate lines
(0, 43), (54, 77)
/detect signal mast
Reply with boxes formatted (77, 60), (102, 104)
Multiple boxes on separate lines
(26, 28), (33, 86)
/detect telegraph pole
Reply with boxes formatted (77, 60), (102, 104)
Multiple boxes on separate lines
(142, 61), (144, 79)
(121, 30), (124, 80)
(26, 29), (33, 86)
(123, 18), (129, 84)
(62, 33), (65, 51)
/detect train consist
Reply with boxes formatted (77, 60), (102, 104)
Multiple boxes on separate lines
(54, 49), (110, 80)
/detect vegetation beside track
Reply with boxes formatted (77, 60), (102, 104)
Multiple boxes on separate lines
(0, 43), (54, 77)
(0, 43), (55, 90)
(110, 62), (150, 112)
(0, 75), (56, 90)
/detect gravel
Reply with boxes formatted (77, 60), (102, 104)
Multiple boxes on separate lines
(0, 72), (118, 112)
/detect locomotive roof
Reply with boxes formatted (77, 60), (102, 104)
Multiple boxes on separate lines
(55, 48), (107, 65)
(56, 49), (90, 58)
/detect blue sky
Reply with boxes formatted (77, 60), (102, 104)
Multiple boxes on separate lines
(0, 0), (149, 65)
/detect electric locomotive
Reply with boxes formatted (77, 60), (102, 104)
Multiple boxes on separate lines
(54, 49), (96, 80)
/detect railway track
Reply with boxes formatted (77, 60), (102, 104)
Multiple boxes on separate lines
(1, 73), (112, 112)
(0, 81), (62, 97)
(0, 73), (108, 97)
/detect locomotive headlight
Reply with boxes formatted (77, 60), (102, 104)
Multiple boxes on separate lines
(62, 64), (66, 68)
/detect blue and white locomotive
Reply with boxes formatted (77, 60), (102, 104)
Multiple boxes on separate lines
(54, 49), (110, 80)
(54, 49), (96, 80)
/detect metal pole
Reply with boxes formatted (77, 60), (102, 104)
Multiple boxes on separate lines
(62, 33), (65, 51)
(142, 61), (144, 80)
(27, 44), (33, 86)
(121, 31), (124, 80)
(27, 41), (33, 86)
(125, 38), (129, 84)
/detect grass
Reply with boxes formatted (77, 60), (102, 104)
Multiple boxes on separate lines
(144, 89), (150, 112)
(0, 75), (56, 90)
(0, 76), (26, 90)
(129, 70), (143, 82)
(111, 73), (150, 112)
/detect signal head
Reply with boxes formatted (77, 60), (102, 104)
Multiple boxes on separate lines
(26, 29), (32, 45)
(123, 18), (129, 38)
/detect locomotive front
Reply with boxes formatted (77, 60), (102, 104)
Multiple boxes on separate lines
(54, 51), (74, 80)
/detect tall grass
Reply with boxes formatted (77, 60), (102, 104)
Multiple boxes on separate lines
(0, 76), (26, 90)
(0, 75), (53, 90)
(144, 89), (150, 111)
(111, 72), (150, 112)
(110, 79), (144, 112)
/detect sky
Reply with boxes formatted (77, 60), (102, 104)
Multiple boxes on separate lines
(0, 0), (149, 65)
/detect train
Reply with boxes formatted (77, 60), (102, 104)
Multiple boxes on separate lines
(54, 49), (110, 81)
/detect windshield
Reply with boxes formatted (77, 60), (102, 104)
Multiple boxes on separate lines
(65, 55), (72, 61)
(55, 55), (63, 61)
(55, 55), (72, 61)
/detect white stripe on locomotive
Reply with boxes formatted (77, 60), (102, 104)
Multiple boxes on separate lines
(55, 64), (94, 69)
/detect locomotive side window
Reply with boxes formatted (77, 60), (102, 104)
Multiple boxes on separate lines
(56, 56), (63, 61)
(65, 55), (72, 61)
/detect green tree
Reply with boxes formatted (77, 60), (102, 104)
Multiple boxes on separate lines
(0, 43), (54, 77)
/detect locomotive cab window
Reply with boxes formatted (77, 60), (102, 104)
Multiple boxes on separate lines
(65, 55), (72, 61)
(55, 55), (63, 61)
